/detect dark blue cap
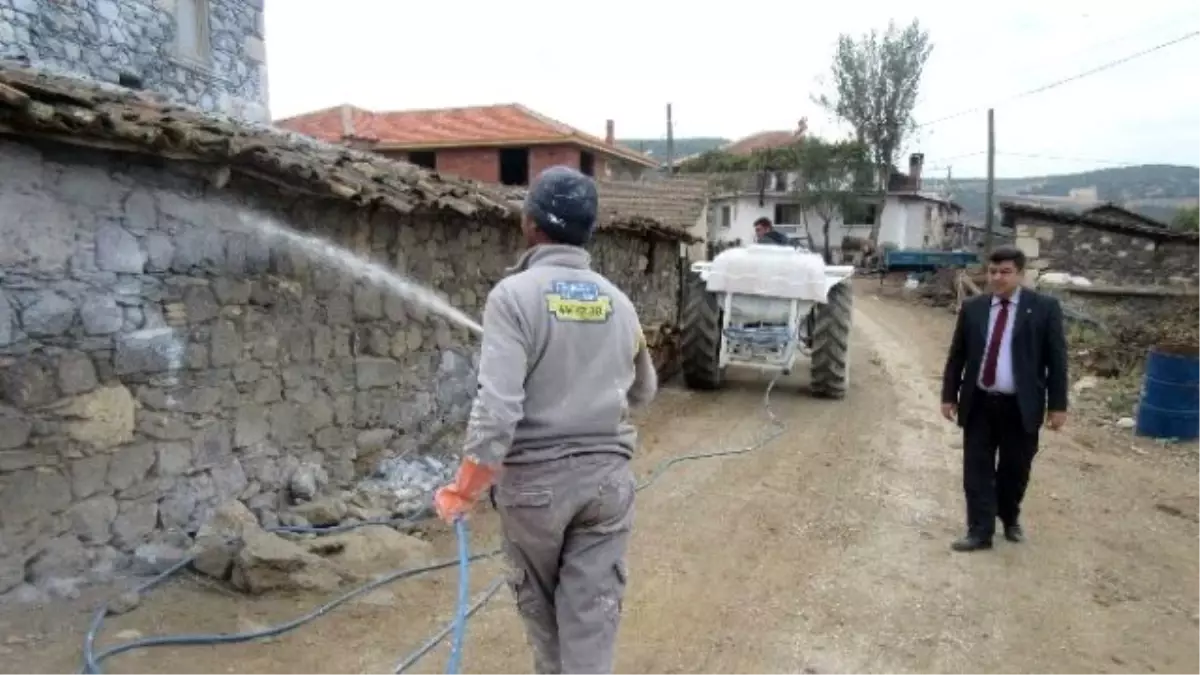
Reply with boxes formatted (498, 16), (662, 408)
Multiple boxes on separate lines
(523, 165), (599, 246)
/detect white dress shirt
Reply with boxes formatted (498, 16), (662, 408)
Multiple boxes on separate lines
(978, 288), (1020, 394)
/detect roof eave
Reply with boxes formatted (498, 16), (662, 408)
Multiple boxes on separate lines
(372, 136), (658, 168)
(1000, 202), (1199, 242)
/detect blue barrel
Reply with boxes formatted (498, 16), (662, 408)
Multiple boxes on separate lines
(1135, 345), (1200, 440)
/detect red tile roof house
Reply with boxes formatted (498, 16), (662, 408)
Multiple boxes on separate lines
(276, 103), (660, 186)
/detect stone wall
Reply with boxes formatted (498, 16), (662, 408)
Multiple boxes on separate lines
(0, 137), (679, 598)
(0, 0), (268, 122)
(1014, 218), (1199, 286)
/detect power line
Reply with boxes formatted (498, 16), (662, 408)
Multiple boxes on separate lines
(915, 30), (1200, 128)
(996, 151), (1155, 167)
(925, 150), (987, 163)
(927, 150), (1158, 167)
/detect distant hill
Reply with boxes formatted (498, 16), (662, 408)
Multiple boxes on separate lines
(617, 137), (729, 162)
(925, 164), (1199, 225)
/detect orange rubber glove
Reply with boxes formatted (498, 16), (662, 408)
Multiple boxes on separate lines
(433, 456), (498, 523)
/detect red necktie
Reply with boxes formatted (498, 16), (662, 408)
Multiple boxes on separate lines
(981, 298), (1010, 388)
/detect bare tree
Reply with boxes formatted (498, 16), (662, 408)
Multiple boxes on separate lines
(816, 20), (933, 238)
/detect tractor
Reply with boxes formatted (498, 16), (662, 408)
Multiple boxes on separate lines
(681, 244), (856, 398)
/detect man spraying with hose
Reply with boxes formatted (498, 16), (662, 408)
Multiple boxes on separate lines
(433, 165), (658, 673)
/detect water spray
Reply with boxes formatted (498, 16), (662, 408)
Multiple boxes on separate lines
(242, 213), (485, 336)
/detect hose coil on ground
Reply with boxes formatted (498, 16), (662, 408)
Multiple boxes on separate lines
(82, 374), (786, 674)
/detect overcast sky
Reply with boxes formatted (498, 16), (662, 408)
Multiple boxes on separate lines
(264, 0), (1200, 179)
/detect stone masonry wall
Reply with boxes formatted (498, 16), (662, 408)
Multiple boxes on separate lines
(1015, 218), (1199, 286)
(0, 138), (678, 598)
(0, 0), (269, 122)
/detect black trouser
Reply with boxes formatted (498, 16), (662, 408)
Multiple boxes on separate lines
(963, 392), (1039, 539)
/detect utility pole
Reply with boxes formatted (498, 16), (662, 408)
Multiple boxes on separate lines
(665, 103), (674, 174)
(984, 108), (996, 256)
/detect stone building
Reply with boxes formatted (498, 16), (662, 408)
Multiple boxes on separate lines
(0, 65), (688, 597)
(1001, 201), (1199, 287)
(0, 0), (269, 122)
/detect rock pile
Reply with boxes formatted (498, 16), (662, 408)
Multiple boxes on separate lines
(0, 453), (452, 605)
(188, 451), (450, 594)
(266, 454), (452, 531)
(189, 500), (435, 595)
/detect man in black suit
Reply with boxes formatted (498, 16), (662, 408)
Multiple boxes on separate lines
(940, 245), (1069, 552)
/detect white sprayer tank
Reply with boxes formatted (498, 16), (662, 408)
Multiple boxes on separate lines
(702, 245), (830, 324)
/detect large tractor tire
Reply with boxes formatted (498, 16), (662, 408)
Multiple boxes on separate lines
(809, 280), (853, 399)
(680, 271), (724, 390)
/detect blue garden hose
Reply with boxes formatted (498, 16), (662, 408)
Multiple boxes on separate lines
(78, 514), (504, 675)
(446, 517), (470, 674)
(80, 373), (787, 674)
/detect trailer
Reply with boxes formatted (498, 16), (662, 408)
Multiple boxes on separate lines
(881, 249), (979, 274)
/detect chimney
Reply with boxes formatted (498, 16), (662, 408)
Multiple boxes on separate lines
(909, 152), (924, 190)
(605, 119), (615, 145)
(340, 103), (355, 139)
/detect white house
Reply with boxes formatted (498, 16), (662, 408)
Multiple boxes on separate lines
(706, 172), (874, 252)
(706, 154), (963, 257)
(709, 188), (959, 251)
(876, 192), (963, 249)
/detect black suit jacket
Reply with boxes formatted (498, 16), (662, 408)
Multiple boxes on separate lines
(940, 288), (1069, 433)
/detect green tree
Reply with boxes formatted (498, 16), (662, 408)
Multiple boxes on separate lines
(815, 20), (933, 237)
(677, 146), (804, 174)
(790, 139), (872, 262)
(1171, 205), (1199, 232)
(677, 150), (751, 173)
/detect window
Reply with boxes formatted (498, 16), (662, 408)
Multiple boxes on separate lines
(408, 151), (436, 170)
(498, 148), (530, 186)
(175, 0), (211, 63)
(579, 151), (595, 177)
(843, 201), (878, 224)
(774, 203), (802, 225)
(719, 205), (732, 229)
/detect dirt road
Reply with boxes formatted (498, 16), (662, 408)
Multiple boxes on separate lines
(3, 285), (1197, 674)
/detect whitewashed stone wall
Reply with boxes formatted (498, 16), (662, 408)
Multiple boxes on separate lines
(0, 138), (679, 599)
(0, 0), (269, 122)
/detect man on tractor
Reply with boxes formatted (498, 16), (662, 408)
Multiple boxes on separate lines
(754, 216), (790, 246)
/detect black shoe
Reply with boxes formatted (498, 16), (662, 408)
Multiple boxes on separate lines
(951, 535), (994, 552)
(1004, 524), (1025, 543)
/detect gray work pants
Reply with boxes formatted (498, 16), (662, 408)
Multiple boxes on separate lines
(496, 453), (636, 674)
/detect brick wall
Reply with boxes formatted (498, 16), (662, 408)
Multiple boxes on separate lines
(529, 145), (581, 178)
(0, 137), (679, 599)
(396, 144), (647, 185)
(1014, 217), (1199, 286)
(435, 148), (501, 183)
